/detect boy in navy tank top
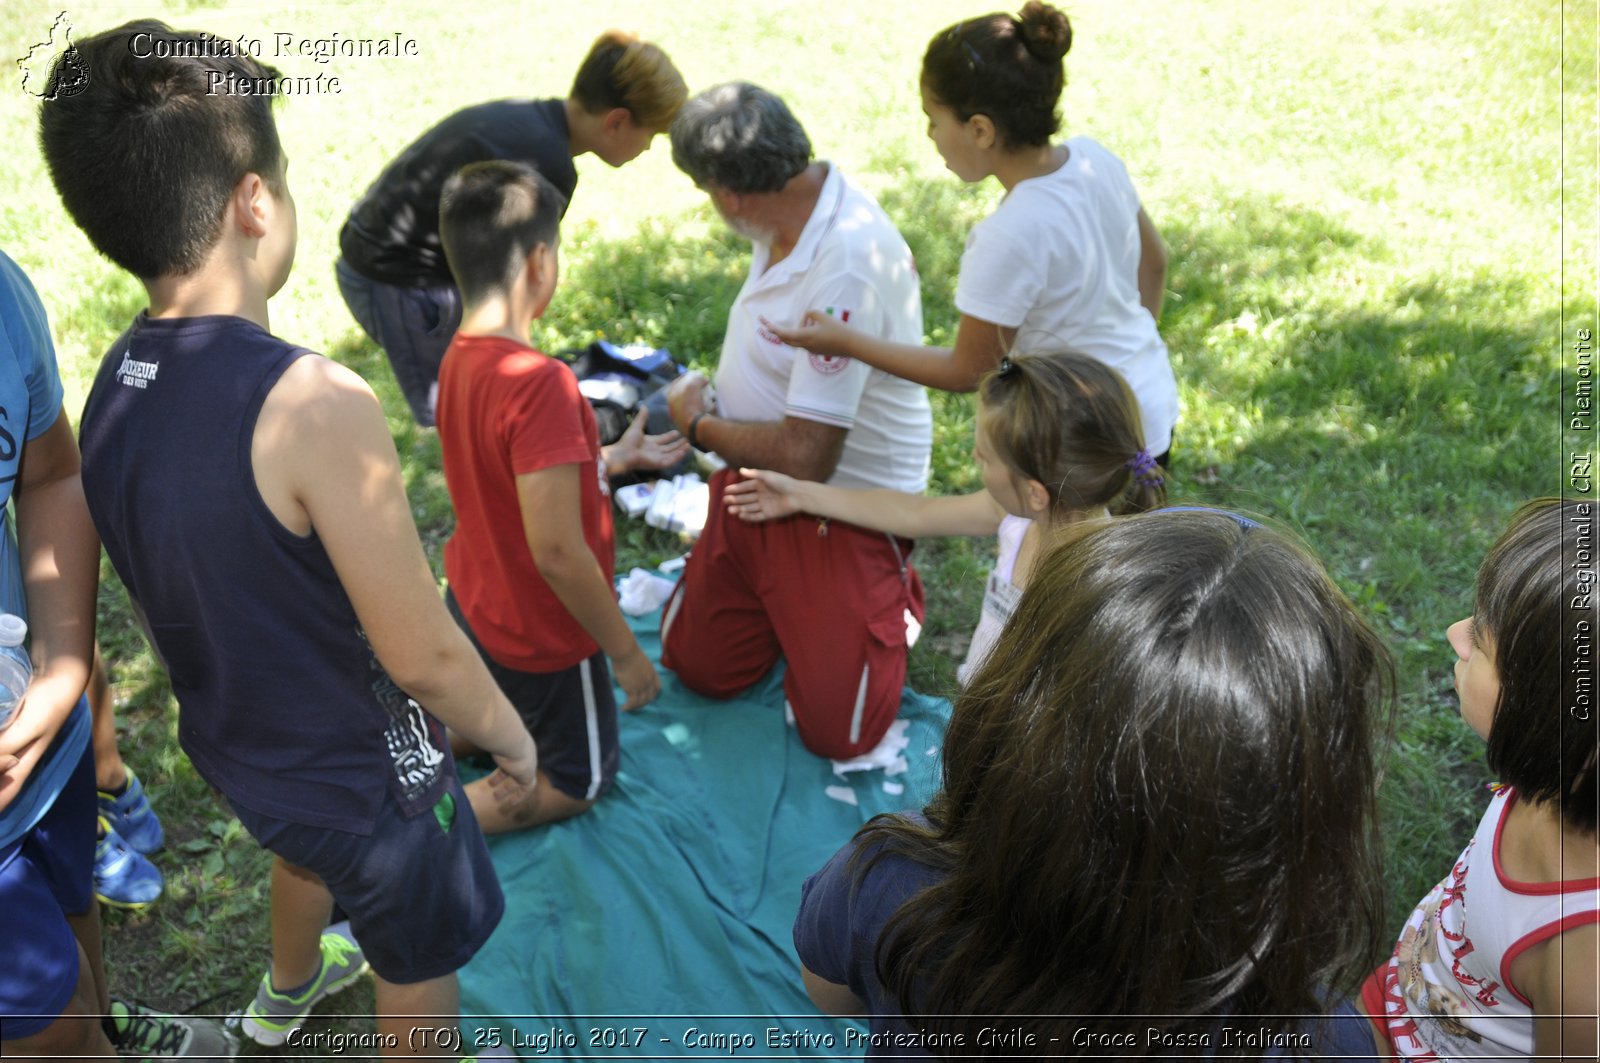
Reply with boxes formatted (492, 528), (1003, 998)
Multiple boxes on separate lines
(39, 20), (537, 1058)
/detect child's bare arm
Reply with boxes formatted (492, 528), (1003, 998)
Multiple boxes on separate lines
(1136, 207), (1169, 323)
(1528, 923), (1598, 1063)
(0, 409), (98, 810)
(800, 966), (866, 1017)
(516, 464), (657, 711)
(763, 312), (1014, 394)
(259, 356), (536, 782)
(725, 470), (1006, 539)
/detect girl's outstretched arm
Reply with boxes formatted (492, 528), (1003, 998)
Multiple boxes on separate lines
(764, 312), (1014, 393)
(724, 468), (1006, 539)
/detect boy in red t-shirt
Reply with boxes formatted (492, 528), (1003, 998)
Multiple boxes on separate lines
(436, 160), (687, 829)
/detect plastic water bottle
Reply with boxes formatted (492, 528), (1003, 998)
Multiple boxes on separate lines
(0, 614), (31, 732)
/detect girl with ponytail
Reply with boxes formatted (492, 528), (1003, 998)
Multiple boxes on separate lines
(723, 352), (1164, 683)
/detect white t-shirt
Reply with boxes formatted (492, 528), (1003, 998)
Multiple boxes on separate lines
(957, 513), (1030, 686)
(955, 136), (1179, 454)
(714, 164), (932, 493)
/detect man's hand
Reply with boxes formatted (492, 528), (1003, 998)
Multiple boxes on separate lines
(604, 409), (691, 476)
(723, 468), (804, 522)
(762, 312), (857, 359)
(612, 644), (661, 712)
(665, 372), (713, 435)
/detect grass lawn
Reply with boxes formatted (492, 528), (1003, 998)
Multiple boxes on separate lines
(1, 0), (1593, 1049)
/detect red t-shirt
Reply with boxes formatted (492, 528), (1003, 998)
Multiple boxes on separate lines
(437, 333), (614, 672)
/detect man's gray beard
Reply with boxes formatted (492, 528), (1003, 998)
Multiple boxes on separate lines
(726, 214), (775, 245)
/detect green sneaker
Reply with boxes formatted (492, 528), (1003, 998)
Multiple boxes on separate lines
(107, 998), (238, 1060)
(236, 921), (369, 1046)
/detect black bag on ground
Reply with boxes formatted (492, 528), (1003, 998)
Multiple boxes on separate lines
(560, 340), (691, 482)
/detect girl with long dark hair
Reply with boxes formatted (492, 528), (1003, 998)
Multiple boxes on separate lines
(795, 510), (1394, 1058)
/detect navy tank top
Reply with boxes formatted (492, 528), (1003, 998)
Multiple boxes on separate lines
(79, 314), (449, 833)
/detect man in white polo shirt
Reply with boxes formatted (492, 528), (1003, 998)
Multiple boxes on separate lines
(660, 82), (932, 760)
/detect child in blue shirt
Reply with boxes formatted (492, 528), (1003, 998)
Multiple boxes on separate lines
(0, 248), (235, 1058)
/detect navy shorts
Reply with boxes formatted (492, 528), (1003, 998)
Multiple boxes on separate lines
(0, 736), (96, 1039)
(335, 257), (461, 427)
(228, 770), (502, 985)
(447, 592), (620, 802)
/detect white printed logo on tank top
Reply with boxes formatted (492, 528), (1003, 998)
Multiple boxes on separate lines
(115, 350), (159, 389)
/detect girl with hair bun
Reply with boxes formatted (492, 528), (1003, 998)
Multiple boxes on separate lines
(723, 351), (1165, 684)
(770, 2), (1180, 464)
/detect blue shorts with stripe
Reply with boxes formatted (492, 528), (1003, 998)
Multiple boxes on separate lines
(446, 592), (619, 801)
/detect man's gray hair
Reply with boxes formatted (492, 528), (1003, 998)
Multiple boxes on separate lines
(670, 82), (812, 195)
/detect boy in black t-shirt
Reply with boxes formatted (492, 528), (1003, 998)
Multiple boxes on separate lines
(337, 30), (687, 425)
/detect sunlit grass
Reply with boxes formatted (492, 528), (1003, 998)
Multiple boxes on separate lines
(0, 0), (1590, 1036)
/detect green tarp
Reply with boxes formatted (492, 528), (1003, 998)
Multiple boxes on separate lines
(458, 605), (950, 1058)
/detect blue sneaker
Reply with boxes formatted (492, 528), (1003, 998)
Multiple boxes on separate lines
(95, 817), (164, 909)
(98, 769), (164, 854)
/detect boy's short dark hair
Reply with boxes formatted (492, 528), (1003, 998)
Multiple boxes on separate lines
(1480, 497), (1600, 834)
(37, 19), (286, 280)
(439, 161), (566, 307)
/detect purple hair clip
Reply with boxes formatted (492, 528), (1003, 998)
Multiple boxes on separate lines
(1125, 448), (1163, 488)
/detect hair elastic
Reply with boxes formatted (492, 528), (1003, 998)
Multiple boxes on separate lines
(943, 22), (983, 71)
(1157, 505), (1262, 531)
(997, 356), (1017, 377)
(1125, 448), (1164, 489)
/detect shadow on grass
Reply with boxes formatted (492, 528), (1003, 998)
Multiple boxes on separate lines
(1155, 198), (1557, 927)
(544, 215), (749, 367)
(1153, 196), (1555, 551)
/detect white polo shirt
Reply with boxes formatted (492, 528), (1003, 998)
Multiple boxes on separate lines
(714, 164), (932, 493)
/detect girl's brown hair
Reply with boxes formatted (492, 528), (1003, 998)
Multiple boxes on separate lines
(977, 351), (1166, 519)
(1478, 497), (1600, 834)
(858, 511), (1396, 1052)
(570, 30), (687, 131)
(922, 2), (1072, 150)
